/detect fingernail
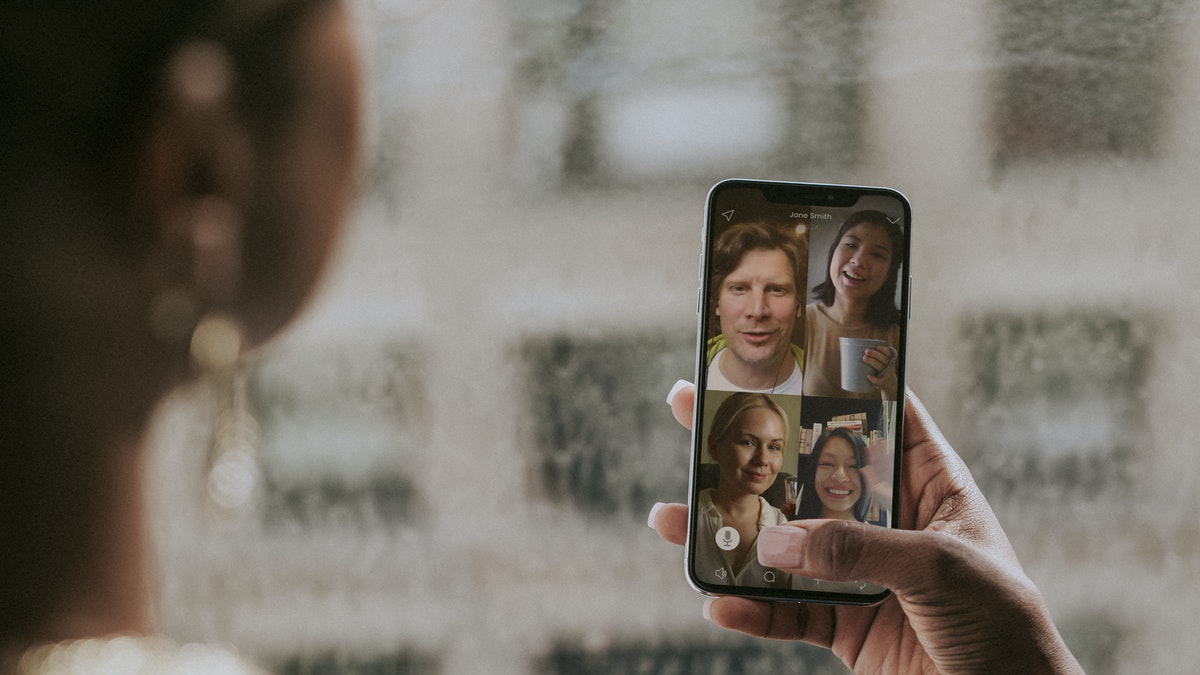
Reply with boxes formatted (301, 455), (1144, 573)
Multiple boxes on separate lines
(757, 525), (806, 568)
(666, 379), (690, 405)
(647, 502), (666, 529)
(702, 597), (715, 622)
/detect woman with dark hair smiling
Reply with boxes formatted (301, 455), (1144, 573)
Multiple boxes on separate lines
(794, 427), (870, 522)
(804, 210), (905, 400)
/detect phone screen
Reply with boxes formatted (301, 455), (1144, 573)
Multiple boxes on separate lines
(687, 179), (910, 604)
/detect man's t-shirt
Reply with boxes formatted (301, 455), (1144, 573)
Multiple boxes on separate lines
(705, 336), (805, 395)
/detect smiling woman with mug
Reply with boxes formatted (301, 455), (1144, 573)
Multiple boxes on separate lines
(803, 210), (903, 400)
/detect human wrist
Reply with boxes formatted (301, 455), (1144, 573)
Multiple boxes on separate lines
(1032, 623), (1086, 675)
(1018, 591), (1085, 675)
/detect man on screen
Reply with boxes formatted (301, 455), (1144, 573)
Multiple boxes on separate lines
(705, 222), (806, 395)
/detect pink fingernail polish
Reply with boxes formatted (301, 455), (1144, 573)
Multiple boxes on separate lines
(666, 379), (690, 405)
(647, 502), (666, 529)
(757, 526), (806, 568)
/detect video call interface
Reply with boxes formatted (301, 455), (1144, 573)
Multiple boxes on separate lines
(691, 184), (907, 597)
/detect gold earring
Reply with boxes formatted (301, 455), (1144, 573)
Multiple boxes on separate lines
(206, 368), (263, 522)
(185, 195), (245, 373)
(190, 312), (243, 373)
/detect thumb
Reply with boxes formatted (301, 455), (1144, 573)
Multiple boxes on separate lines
(757, 519), (965, 594)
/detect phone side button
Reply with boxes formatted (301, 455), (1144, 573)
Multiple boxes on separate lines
(696, 288), (701, 314)
(908, 275), (913, 320)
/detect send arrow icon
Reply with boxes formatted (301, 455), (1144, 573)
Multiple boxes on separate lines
(722, 210), (735, 222)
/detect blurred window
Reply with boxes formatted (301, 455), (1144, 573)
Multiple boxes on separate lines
(991, 0), (1172, 166)
(511, 0), (873, 187)
(521, 333), (692, 516)
(958, 311), (1150, 500)
(275, 650), (439, 675)
(535, 636), (843, 674)
(249, 340), (430, 529)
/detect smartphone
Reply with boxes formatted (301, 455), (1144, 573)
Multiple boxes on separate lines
(686, 178), (911, 605)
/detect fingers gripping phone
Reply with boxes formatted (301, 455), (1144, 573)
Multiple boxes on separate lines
(686, 179), (911, 605)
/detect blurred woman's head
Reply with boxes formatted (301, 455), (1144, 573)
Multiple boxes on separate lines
(1, 0), (362, 393)
(0, 0), (362, 642)
(706, 393), (790, 498)
(797, 427), (868, 521)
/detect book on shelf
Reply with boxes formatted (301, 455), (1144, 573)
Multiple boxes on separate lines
(798, 427), (813, 455)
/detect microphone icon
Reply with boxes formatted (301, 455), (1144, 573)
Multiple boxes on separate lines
(715, 526), (739, 551)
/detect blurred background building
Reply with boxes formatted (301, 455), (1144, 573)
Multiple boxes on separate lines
(144, 0), (1200, 673)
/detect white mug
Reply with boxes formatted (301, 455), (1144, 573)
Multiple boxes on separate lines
(839, 337), (897, 393)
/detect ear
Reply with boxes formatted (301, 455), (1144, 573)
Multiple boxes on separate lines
(706, 434), (723, 463)
(143, 41), (253, 313)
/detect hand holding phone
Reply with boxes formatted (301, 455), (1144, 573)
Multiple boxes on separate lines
(687, 179), (911, 604)
(652, 385), (1086, 675)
